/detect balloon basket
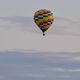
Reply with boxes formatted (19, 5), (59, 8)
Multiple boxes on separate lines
(43, 33), (45, 36)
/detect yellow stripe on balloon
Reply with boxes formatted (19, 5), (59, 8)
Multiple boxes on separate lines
(42, 25), (50, 30)
(37, 19), (43, 24)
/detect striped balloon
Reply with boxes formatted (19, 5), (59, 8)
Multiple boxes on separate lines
(34, 9), (54, 36)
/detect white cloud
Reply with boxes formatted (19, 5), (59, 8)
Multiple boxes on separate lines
(69, 56), (80, 61)
(47, 67), (80, 72)
(0, 16), (80, 36)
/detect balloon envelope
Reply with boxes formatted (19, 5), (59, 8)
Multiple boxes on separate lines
(34, 9), (54, 35)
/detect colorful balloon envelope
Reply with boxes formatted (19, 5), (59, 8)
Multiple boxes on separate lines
(34, 9), (54, 36)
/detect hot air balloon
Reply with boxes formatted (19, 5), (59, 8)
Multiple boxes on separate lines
(34, 9), (54, 36)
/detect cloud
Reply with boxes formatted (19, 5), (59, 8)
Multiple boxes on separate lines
(17, 73), (46, 78)
(0, 16), (37, 34)
(69, 56), (80, 61)
(0, 16), (34, 28)
(0, 16), (32, 24)
(47, 67), (80, 72)
(0, 16), (80, 52)
(0, 16), (80, 36)
(0, 51), (80, 80)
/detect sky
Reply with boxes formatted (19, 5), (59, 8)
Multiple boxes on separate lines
(0, 51), (80, 80)
(0, 1), (80, 80)
(0, 0), (80, 19)
(0, 0), (80, 52)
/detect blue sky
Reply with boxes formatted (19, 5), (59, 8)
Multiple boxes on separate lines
(0, 0), (80, 20)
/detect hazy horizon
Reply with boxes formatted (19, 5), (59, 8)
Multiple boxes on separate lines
(0, 50), (80, 80)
